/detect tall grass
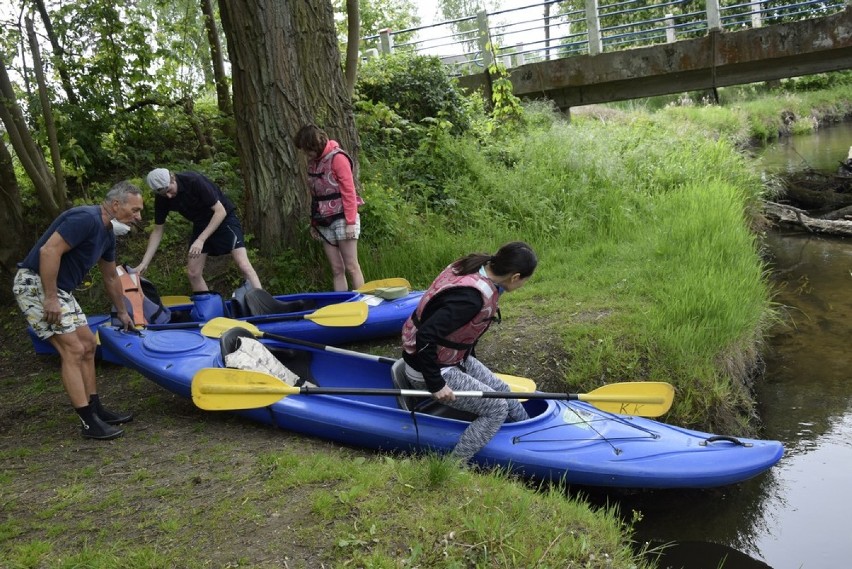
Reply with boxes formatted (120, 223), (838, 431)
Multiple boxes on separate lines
(361, 108), (773, 431)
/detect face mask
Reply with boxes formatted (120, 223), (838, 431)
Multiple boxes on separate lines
(111, 218), (131, 236)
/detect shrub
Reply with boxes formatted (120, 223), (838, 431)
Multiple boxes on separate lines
(355, 53), (473, 137)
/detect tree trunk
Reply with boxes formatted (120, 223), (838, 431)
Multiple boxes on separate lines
(763, 201), (852, 236)
(33, 0), (79, 106)
(0, 52), (60, 218)
(26, 16), (67, 210)
(0, 140), (27, 303)
(183, 99), (214, 160)
(344, 0), (360, 98)
(218, 0), (359, 253)
(292, 2), (360, 162)
(200, 0), (232, 117)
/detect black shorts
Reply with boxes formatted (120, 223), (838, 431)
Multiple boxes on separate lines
(192, 213), (246, 256)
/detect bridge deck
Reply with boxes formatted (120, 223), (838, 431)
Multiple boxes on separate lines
(457, 8), (852, 109)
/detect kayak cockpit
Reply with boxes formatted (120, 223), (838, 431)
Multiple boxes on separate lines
(219, 326), (548, 421)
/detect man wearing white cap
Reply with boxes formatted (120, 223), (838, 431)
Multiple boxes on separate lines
(133, 168), (262, 292)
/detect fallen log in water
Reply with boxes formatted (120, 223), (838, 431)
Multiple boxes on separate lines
(763, 201), (852, 236)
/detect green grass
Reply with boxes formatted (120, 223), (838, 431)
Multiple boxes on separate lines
(352, 112), (774, 432)
(1, 441), (654, 568)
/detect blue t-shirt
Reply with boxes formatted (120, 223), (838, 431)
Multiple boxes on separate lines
(19, 205), (116, 292)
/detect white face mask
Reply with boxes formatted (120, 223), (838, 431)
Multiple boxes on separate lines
(111, 218), (132, 236)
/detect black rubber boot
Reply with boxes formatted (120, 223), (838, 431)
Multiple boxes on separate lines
(89, 394), (133, 425)
(76, 405), (124, 440)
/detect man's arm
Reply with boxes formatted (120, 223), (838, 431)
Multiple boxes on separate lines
(38, 232), (72, 325)
(133, 224), (166, 275)
(190, 201), (227, 257)
(99, 259), (133, 329)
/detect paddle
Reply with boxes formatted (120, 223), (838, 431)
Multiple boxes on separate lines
(368, 286), (410, 300)
(355, 278), (411, 294)
(160, 295), (192, 307)
(243, 301), (369, 326)
(147, 302), (369, 330)
(199, 317), (538, 394)
(192, 368), (675, 417)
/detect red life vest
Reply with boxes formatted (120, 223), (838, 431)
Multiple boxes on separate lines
(401, 264), (499, 366)
(308, 148), (363, 226)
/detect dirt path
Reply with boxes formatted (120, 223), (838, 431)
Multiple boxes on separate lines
(0, 311), (361, 566)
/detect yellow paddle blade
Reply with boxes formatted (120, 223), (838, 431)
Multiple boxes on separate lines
(580, 381), (674, 417)
(201, 317), (262, 338)
(198, 301), (368, 335)
(306, 301), (369, 326)
(494, 373), (537, 393)
(160, 295), (192, 306)
(355, 278), (412, 294)
(193, 368), (299, 410)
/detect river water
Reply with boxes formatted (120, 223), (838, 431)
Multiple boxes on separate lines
(589, 123), (852, 569)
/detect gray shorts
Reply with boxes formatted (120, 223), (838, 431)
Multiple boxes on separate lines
(12, 268), (88, 339)
(314, 214), (361, 244)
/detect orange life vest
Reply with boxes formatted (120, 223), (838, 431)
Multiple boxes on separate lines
(114, 265), (170, 325)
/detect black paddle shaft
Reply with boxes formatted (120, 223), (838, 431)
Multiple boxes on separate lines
(300, 387), (575, 400)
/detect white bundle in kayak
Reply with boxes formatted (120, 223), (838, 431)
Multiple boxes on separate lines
(224, 336), (312, 387)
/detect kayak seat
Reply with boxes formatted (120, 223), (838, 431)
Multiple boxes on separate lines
(243, 289), (318, 317)
(230, 280), (253, 318)
(390, 359), (414, 411)
(230, 293), (249, 319)
(219, 327), (256, 360)
(390, 359), (477, 421)
(219, 327), (317, 386)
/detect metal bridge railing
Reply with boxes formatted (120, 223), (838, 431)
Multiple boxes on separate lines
(361, 0), (849, 75)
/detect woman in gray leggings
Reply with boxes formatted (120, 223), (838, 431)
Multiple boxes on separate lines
(400, 241), (538, 463)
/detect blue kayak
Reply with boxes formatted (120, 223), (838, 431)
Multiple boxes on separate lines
(27, 289), (423, 358)
(97, 326), (785, 490)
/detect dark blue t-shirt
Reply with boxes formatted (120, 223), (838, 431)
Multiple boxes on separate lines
(19, 205), (116, 292)
(153, 171), (235, 227)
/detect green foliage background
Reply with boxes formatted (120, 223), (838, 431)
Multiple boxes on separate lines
(5, 23), (852, 432)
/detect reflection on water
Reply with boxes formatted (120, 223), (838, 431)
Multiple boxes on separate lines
(581, 231), (852, 569)
(750, 233), (852, 568)
(645, 540), (772, 569)
(757, 122), (852, 173)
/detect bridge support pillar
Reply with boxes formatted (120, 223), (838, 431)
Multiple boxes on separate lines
(707, 0), (722, 31)
(584, 0), (602, 55)
(477, 10), (493, 68)
(379, 29), (394, 54)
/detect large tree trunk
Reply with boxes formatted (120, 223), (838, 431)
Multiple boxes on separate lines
(0, 52), (61, 218)
(218, 0), (359, 253)
(292, 2), (360, 163)
(200, 0), (232, 117)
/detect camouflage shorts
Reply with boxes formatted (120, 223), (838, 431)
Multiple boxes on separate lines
(12, 268), (87, 340)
